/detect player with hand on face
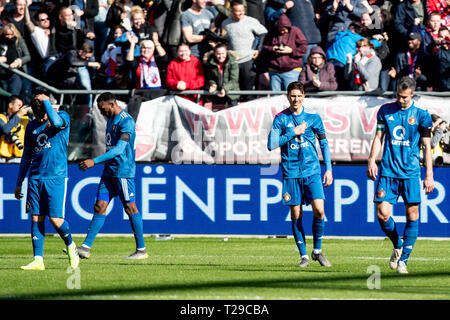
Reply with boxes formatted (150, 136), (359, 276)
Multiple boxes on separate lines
(76, 92), (147, 260)
(268, 81), (333, 268)
(15, 93), (79, 271)
(367, 77), (434, 274)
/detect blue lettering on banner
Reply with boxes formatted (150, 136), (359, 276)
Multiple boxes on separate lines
(0, 164), (449, 237)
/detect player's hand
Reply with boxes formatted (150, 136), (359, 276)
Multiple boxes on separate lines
(294, 121), (307, 135)
(14, 186), (23, 200)
(79, 159), (94, 171)
(323, 170), (333, 187)
(367, 160), (378, 181)
(423, 176), (434, 195)
(35, 94), (49, 102)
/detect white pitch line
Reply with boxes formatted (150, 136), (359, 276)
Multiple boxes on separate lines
(350, 256), (450, 261)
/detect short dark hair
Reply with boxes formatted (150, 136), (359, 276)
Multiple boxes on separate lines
(214, 43), (228, 51)
(287, 81), (305, 95)
(31, 97), (46, 119)
(397, 76), (416, 92)
(8, 95), (22, 104)
(97, 92), (116, 104)
(80, 42), (93, 53)
(177, 42), (190, 50)
(230, 0), (245, 8)
(431, 113), (441, 123)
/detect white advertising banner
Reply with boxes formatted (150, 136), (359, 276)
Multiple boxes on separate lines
(95, 94), (450, 164)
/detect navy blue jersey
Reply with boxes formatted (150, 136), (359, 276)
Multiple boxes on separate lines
(377, 101), (432, 178)
(103, 110), (136, 178)
(21, 111), (70, 179)
(268, 107), (332, 179)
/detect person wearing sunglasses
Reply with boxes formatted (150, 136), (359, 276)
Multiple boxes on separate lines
(24, 2), (58, 79)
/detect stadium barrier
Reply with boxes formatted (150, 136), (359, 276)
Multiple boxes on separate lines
(90, 93), (450, 164)
(0, 63), (449, 237)
(0, 163), (449, 237)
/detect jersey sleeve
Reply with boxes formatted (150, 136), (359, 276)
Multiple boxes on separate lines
(58, 111), (71, 129)
(16, 124), (33, 186)
(312, 113), (332, 171)
(376, 106), (385, 131)
(267, 114), (296, 151)
(419, 109), (433, 129)
(119, 116), (135, 137)
(312, 113), (326, 136)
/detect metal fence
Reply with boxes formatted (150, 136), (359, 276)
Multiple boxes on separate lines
(2, 62), (450, 162)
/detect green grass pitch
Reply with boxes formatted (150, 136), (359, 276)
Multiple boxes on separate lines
(0, 236), (449, 300)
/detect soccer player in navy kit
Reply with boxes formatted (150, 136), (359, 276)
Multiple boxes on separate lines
(77, 92), (148, 260)
(268, 81), (333, 268)
(367, 77), (434, 274)
(15, 93), (79, 271)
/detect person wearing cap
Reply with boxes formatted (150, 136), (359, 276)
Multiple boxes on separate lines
(390, 31), (432, 91)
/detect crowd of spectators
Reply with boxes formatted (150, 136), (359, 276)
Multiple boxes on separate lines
(0, 0), (449, 110)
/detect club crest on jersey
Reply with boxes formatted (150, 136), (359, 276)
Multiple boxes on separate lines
(283, 192), (291, 202)
(377, 188), (386, 198)
(408, 116), (416, 125)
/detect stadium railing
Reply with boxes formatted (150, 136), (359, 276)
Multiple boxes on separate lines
(1, 62), (450, 162)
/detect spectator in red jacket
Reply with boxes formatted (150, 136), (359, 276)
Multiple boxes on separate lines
(166, 42), (205, 103)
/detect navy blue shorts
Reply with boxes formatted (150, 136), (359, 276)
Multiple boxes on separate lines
(97, 177), (136, 205)
(26, 177), (68, 218)
(374, 176), (421, 204)
(282, 174), (325, 206)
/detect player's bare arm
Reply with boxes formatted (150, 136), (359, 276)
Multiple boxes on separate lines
(367, 130), (384, 180)
(421, 136), (434, 194)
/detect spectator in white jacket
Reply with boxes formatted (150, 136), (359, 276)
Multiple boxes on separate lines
(222, 0), (267, 100)
(344, 37), (381, 91)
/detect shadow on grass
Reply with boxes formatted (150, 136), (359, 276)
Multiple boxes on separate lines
(2, 270), (449, 300)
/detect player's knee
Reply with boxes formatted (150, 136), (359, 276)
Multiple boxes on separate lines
(49, 217), (64, 228)
(313, 209), (324, 219)
(94, 203), (107, 214)
(376, 211), (390, 222)
(405, 206), (419, 221)
(124, 203), (138, 215)
(290, 206), (302, 220)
